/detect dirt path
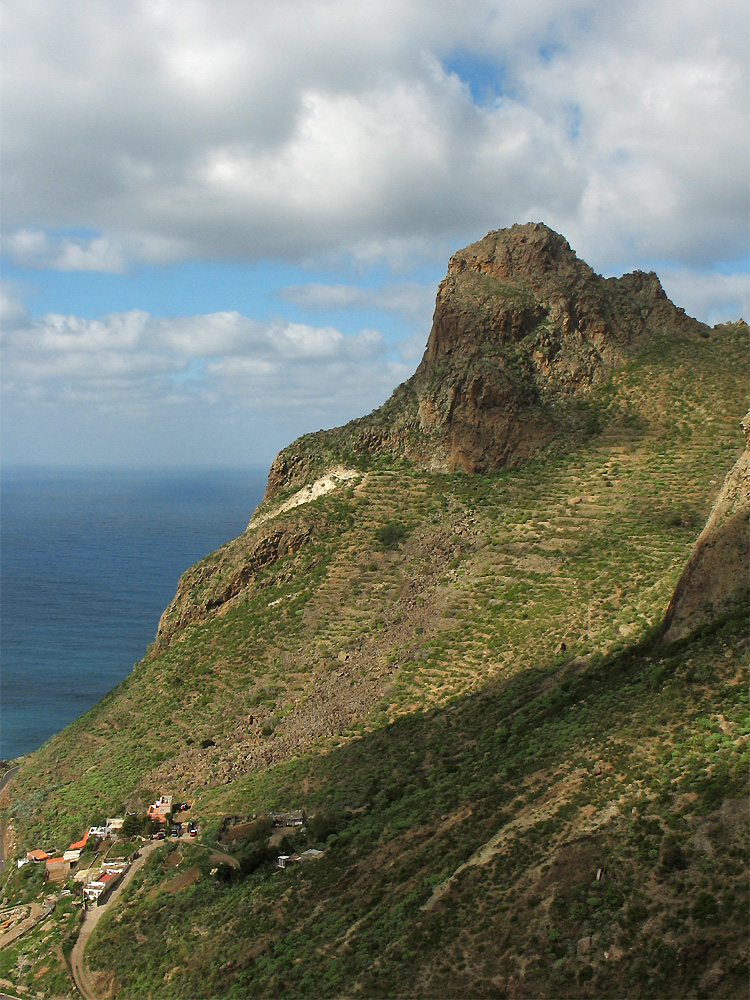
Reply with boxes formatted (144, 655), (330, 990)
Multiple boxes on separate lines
(69, 837), (239, 999)
(70, 840), (159, 1000)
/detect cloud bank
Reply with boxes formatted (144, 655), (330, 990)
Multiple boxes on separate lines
(3, 0), (747, 273)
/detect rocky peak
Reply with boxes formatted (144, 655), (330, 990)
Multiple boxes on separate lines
(263, 222), (708, 500)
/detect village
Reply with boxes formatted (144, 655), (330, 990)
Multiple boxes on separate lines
(1, 794), (325, 947)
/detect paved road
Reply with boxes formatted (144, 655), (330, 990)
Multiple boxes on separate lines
(0, 766), (19, 795)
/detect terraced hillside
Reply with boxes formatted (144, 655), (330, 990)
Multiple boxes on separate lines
(0, 228), (747, 998)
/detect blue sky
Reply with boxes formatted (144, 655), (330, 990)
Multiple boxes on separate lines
(1, 0), (748, 469)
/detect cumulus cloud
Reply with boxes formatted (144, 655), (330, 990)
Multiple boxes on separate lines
(659, 270), (750, 327)
(1, 0), (747, 467)
(2, 0), (746, 274)
(0, 281), (31, 331)
(1, 303), (401, 427)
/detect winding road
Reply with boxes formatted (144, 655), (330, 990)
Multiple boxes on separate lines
(70, 839), (160, 1000)
(69, 837), (240, 1000)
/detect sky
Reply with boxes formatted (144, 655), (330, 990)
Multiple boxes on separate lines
(1, 0), (748, 470)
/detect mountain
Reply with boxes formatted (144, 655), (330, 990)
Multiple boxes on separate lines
(264, 222), (704, 498)
(0, 224), (747, 1000)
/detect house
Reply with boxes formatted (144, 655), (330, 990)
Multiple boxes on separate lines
(82, 869), (122, 907)
(63, 849), (82, 863)
(26, 849), (50, 863)
(147, 795), (173, 825)
(101, 859), (128, 873)
(271, 810), (304, 827)
(87, 818), (123, 839)
(276, 848), (324, 869)
(276, 854), (300, 869)
(69, 830), (89, 851)
(298, 849), (324, 863)
(45, 857), (70, 883)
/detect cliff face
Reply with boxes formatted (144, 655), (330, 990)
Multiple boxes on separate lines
(661, 413), (750, 643)
(264, 222), (706, 499)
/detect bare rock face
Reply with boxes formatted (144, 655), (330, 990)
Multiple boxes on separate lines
(155, 521), (312, 649)
(660, 414), (750, 643)
(264, 222), (706, 499)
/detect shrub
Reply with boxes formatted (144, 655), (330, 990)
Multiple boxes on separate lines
(308, 808), (345, 843)
(374, 520), (407, 550)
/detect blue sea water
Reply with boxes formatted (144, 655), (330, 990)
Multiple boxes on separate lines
(0, 467), (267, 760)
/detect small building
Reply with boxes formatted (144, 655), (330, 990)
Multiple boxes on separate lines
(69, 830), (90, 851)
(82, 869), (122, 907)
(101, 859), (129, 873)
(299, 849), (324, 863)
(45, 857), (71, 883)
(277, 848), (323, 869)
(271, 810), (304, 827)
(63, 849), (82, 863)
(26, 849), (50, 863)
(276, 854), (300, 869)
(147, 796), (173, 825)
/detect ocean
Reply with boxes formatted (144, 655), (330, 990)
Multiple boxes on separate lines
(0, 467), (267, 760)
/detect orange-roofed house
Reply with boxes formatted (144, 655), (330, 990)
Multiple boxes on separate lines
(69, 830), (89, 851)
(26, 849), (49, 862)
(147, 795), (173, 825)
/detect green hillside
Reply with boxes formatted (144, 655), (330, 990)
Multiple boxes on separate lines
(0, 307), (747, 996)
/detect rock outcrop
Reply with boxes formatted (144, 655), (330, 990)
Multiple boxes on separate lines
(661, 414), (750, 643)
(264, 222), (707, 500)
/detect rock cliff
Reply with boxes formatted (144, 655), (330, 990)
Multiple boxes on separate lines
(661, 412), (750, 643)
(264, 222), (706, 500)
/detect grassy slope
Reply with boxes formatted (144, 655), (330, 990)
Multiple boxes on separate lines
(1, 323), (747, 998)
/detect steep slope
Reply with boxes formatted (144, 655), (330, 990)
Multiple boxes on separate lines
(0, 224), (746, 999)
(264, 222), (706, 499)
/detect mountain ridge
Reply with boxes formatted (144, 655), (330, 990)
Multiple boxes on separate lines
(0, 224), (747, 1000)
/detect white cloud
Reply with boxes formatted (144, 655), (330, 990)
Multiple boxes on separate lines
(0, 281), (31, 331)
(2, 0), (746, 274)
(1, 304), (393, 421)
(279, 280), (436, 324)
(1, 0), (747, 467)
(2, 230), (127, 272)
(659, 270), (750, 327)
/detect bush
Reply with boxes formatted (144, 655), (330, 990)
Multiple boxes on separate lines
(374, 520), (407, 550)
(308, 808), (345, 843)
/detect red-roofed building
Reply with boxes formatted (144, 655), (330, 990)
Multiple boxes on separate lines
(82, 867), (124, 907)
(26, 849), (50, 862)
(147, 795), (172, 826)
